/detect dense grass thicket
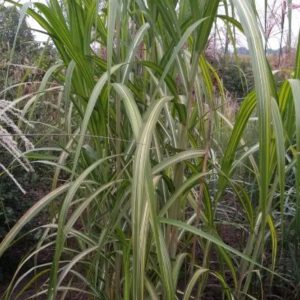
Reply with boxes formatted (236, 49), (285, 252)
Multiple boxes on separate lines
(1, 0), (300, 299)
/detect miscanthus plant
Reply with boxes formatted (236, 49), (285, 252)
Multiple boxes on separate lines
(1, 0), (300, 299)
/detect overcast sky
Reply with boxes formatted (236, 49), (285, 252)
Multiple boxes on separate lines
(9, 0), (300, 49)
(256, 0), (300, 49)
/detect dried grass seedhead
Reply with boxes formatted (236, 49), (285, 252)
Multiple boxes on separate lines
(0, 99), (34, 193)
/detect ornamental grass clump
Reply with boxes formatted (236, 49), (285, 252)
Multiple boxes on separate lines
(1, 0), (300, 299)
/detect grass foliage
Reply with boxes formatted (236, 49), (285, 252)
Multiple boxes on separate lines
(1, 0), (300, 299)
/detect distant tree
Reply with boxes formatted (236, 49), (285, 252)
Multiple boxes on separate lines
(0, 4), (39, 92)
(0, 4), (58, 96)
(0, 5), (36, 57)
